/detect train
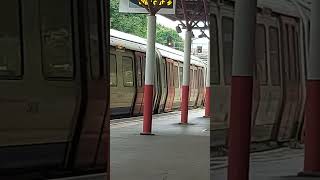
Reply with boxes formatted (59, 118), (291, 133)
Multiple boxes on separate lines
(0, 0), (110, 179)
(210, 0), (310, 145)
(110, 29), (207, 118)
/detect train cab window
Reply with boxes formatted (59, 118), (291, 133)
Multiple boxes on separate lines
(256, 24), (267, 85)
(179, 66), (183, 86)
(122, 56), (134, 87)
(222, 17), (234, 85)
(110, 54), (117, 86)
(0, 0), (22, 79)
(269, 27), (281, 85)
(174, 66), (179, 88)
(40, 0), (74, 79)
(210, 14), (220, 84)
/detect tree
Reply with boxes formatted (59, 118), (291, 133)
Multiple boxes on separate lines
(110, 0), (184, 50)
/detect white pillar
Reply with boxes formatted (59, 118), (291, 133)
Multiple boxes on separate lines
(181, 29), (192, 124)
(182, 30), (192, 86)
(141, 14), (156, 135)
(206, 41), (210, 87)
(204, 40), (211, 117)
(227, 0), (257, 180)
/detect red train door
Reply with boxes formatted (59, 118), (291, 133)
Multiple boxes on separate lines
(277, 16), (302, 141)
(133, 52), (145, 116)
(165, 59), (175, 112)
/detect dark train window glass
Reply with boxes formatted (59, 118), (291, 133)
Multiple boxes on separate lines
(174, 66), (179, 88)
(190, 69), (193, 88)
(222, 17), (234, 85)
(194, 69), (198, 88)
(210, 14), (220, 84)
(285, 24), (291, 80)
(136, 57), (142, 87)
(0, 0), (22, 78)
(122, 56), (134, 87)
(110, 54), (117, 86)
(295, 29), (300, 81)
(40, 0), (74, 79)
(179, 66), (183, 86)
(141, 57), (145, 85)
(269, 27), (281, 86)
(163, 59), (167, 88)
(88, 0), (102, 79)
(288, 26), (297, 81)
(256, 24), (268, 85)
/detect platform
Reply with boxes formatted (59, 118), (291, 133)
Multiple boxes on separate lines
(110, 109), (210, 180)
(211, 147), (320, 180)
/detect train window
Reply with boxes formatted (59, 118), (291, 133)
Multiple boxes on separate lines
(174, 65), (179, 88)
(179, 66), (183, 86)
(110, 54), (117, 86)
(122, 56), (134, 87)
(285, 24), (291, 80)
(288, 25), (297, 81)
(190, 69), (193, 88)
(194, 69), (198, 88)
(256, 24), (268, 85)
(40, 0), (74, 79)
(222, 17), (234, 85)
(269, 27), (281, 86)
(210, 14), (220, 84)
(294, 29), (300, 81)
(136, 57), (142, 87)
(88, 0), (102, 79)
(0, 0), (22, 79)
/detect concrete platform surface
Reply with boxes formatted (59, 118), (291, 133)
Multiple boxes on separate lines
(212, 147), (311, 180)
(111, 109), (210, 180)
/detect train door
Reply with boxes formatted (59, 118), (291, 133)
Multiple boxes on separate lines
(193, 67), (200, 108)
(109, 48), (135, 117)
(211, 9), (234, 126)
(158, 57), (168, 113)
(164, 59), (174, 112)
(172, 61), (180, 109)
(251, 13), (283, 142)
(74, 0), (109, 169)
(133, 52), (145, 116)
(153, 51), (162, 113)
(277, 16), (301, 141)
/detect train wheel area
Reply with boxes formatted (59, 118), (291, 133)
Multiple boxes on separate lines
(110, 108), (209, 180)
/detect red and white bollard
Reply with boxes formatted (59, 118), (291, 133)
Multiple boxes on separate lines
(204, 41), (211, 118)
(141, 14), (156, 135)
(227, 0), (257, 180)
(181, 29), (192, 124)
(301, 0), (320, 176)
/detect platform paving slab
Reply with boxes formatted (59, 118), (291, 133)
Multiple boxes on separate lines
(111, 109), (210, 180)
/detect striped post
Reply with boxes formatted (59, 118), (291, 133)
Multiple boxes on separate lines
(181, 29), (192, 124)
(141, 15), (156, 135)
(302, 0), (320, 175)
(227, 0), (257, 180)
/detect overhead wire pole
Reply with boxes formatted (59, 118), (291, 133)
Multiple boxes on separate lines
(227, 0), (257, 180)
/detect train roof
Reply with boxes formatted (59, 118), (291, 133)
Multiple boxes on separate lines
(110, 29), (205, 67)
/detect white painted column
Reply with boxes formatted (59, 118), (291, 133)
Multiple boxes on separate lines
(204, 40), (211, 117)
(227, 0), (257, 180)
(141, 15), (156, 135)
(181, 29), (192, 124)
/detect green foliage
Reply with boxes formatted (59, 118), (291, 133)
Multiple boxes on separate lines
(110, 0), (184, 50)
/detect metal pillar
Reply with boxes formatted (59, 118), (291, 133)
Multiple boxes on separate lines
(204, 41), (211, 118)
(181, 29), (192, 124)
(302, 0), (320, 175)
(141, 15), (156, 135)
(227, 0), (257, 180)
